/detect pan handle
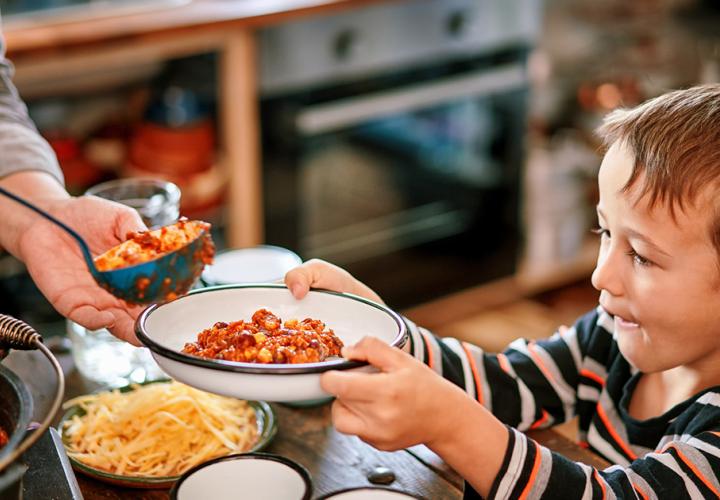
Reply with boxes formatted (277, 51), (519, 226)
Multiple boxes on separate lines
(0, 315), (65, 473)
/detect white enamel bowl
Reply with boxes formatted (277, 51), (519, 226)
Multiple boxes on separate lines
(136, 284), (407, 402)
(317, 488), (421, 499)
(170, 453), (312, 500)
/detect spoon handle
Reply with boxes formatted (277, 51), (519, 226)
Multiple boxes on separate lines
(0, 186), (98, 276)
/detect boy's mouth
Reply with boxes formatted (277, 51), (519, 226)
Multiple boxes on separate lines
(600, 301), (640, 329)
(614, 315), (640, 329)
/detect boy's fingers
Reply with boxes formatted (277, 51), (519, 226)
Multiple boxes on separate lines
(331, 400), (367, 437)
(284, 266), (313, 299)
(343, 336), (405, 372)
(321, 370), (379, 402)
(284, 259), (334, 299)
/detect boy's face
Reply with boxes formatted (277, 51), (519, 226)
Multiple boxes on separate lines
(592, 141), (720, 374)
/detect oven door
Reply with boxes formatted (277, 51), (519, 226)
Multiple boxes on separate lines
(262, 57), (529, 308)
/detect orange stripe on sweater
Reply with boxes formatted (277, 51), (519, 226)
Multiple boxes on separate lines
(667, 444), (720, 497)
(633, 484), (649, 500)
(527, 343), (555, 384)
(530, 410), (549, 430)
(497, 353), (512, 374)
(596, 403), (638, 460)
(518, 440), (543, 500)
(461, 342), (483, 405)
(593, 470), (607, 500)
(580, 368), (605, 386)
(421, 332), (435, 370)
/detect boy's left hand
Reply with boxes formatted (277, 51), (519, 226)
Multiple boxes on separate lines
(321, 336), (471, 451)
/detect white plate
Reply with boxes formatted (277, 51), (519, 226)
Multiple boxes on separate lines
(170, 453), (312, 500)
(201, 245), (302, 285)
(136, 284), (407, 401)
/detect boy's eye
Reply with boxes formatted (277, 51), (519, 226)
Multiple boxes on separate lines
(627, 249), (652, 267)
(591, 227), (610, 239)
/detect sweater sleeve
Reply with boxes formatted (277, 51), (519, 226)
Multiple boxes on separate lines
(0, 19), (63, 184)
(486, 424), (720, 499)
(403, 307), (605, 431)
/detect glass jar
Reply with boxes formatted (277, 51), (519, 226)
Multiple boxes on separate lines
(67, 320), (166, 387)
(69, 178), (181, 386)
(84, 178), (180, 228)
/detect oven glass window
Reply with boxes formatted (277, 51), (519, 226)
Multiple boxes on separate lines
(263, 57), (528, 308)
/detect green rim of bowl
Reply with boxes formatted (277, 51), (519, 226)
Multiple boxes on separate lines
(57, 380), (277, 489)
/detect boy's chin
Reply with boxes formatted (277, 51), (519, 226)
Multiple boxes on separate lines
(618, 344), (669, 373)
(617, 339), (659, 373)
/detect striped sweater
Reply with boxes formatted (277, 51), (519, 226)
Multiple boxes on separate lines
(406, 306), (720, 499)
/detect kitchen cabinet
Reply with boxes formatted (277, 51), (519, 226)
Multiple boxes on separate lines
(3, 0), (389, 248)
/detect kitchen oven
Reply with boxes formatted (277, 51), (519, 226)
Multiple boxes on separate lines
(258, 0), (541, 308)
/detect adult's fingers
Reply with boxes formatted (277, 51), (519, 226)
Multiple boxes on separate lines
(66, 304), (115, 333)
(114, 202), (147, 238)
(108, 312), (141, 346)
(343, 336), (407, 372)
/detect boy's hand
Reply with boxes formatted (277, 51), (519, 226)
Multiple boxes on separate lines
(320, 336), (472, 451)
(284, 258), (384, 304)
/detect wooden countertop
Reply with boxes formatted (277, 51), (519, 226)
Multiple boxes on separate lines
(5, 348), (610, 499)
(3, 0), (388, 56)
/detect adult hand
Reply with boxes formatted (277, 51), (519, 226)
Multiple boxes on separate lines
(320, 336), (472, 451)
(18, 194), (146, 344)
(284, 258), (384, 304)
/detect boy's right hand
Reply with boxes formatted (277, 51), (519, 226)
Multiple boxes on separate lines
(284, 258), (384, 304)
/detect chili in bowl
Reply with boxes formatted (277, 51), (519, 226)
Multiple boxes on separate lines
(135, 284), (407, 402)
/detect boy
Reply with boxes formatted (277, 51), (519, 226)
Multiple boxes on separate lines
(285, 84), (720, 498)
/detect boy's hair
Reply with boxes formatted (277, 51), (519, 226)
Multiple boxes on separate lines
(596, 84), (720, 251)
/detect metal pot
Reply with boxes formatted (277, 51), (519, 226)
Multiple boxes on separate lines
(0, 315), (65, 500)
(0, 364), (33, 499)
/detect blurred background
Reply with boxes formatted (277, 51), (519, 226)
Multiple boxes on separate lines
(0, 0), (718, 340)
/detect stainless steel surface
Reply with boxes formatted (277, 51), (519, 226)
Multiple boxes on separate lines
(258, 0), (541, 95)
(296, 62), (528, 134)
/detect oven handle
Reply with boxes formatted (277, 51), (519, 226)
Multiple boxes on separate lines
(296, 62), (528, 135)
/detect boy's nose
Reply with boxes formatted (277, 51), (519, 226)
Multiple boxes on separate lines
(591, 246), (624, 296)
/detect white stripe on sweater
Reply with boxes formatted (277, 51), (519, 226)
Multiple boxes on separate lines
(560, 325), (582, 374)
(463, 341), (493, 412)
(509, 339), (576, 421)
(578, 384), (601, 402)
(442, 338), (476, 399)
(496, 428), (529, 500)
(408, 322), (425, 362)
(587, 422), (630, 466)
(648, 452), (704, 498)
(687, 436), (720, 461)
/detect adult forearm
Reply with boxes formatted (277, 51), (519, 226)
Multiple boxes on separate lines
(0, 29), (64, 184)
(0, 170), (69, 259)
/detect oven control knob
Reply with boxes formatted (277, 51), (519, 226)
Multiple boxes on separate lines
(333, 29), (359, 62)
(447, 9), (470, 38)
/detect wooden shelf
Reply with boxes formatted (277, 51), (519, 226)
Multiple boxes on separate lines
(516, 237), (599, 295)
(402, 239), (599, 331)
